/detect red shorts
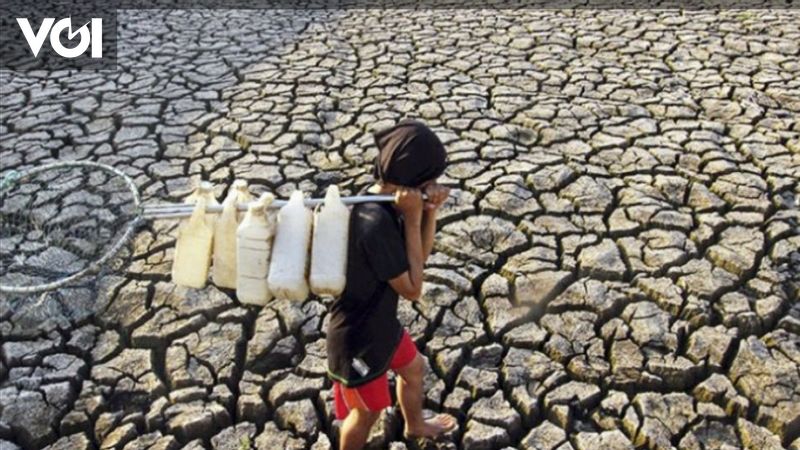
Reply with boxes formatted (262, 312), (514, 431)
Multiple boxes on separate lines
(332, 329), (418, 420)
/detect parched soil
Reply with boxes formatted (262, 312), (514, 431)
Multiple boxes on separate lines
(1, 7), (799, 450)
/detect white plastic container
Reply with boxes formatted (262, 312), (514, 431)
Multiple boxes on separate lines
(236, 193), (276, 306)
(172, 198), (213, 288)
(185, 181), (220, 228)
(268, 190), (312, 301)
(310, 185), (350, 297)
(212, 180), (253, 289)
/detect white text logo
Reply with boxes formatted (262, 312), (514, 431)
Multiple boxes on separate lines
(16, 17), (102, 59)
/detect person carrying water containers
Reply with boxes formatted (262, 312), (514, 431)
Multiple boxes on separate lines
(326, 119), (456, 449)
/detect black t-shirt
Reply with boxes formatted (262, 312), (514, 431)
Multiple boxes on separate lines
(326, 200), (409, 387)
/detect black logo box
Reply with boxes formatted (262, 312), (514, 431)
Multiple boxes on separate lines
(0, 1), (117, 71)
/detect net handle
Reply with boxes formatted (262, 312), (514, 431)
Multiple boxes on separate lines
(0, 160), (143, 295)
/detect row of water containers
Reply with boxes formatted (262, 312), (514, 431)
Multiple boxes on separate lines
(171, 180), (350, 304)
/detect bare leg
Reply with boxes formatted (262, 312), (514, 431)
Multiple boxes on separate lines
(396, 354), (426, 431)
(339, 408), (381, 450)
(395, 354), (457, 438)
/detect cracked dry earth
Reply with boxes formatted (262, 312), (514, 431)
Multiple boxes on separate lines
(1, 7), (799, 450)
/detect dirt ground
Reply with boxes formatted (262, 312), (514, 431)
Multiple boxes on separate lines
(1, 7), (799, 450)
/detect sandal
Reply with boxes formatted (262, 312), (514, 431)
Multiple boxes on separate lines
(403, 413), (459, 441)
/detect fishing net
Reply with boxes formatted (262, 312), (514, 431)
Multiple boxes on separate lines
(0, 161), (141, 294)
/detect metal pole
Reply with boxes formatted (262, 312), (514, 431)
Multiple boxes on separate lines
(140, 194), (427, 220)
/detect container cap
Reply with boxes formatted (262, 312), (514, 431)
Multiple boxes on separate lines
(250, 192), (274, 212)
(324, 185), (342, 205)
(288, 190), (305, 206)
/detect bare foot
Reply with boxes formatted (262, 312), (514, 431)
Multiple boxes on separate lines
(404, 413), (458, 439)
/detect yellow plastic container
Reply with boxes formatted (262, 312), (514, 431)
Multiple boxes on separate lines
(268, 190), (312, 301)
(236, 193), (275, 306)
(172, 198), (213, 288)
(185, 181), (220, 228)
(212, 180), (253, 289)
(310, 185), (350, 297)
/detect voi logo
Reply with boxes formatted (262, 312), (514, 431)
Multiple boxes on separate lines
(16, 17), (102, 59)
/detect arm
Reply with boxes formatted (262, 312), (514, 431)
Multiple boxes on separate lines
(388, 188), (425, 301)
(388, 184), (450, 301)
(420, 209), (437, 262)
(421, 183), (449, 263)
(389, 214), (424, 300)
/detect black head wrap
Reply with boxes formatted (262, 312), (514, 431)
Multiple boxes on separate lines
(372, 119), (447, 187)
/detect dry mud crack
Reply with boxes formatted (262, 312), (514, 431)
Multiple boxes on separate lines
(1, 7), (799, 450)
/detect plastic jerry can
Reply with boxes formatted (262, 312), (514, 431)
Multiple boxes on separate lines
(309, 185), (350, 297)
(236, 193), (276, 306)
(267, 190), (312, 301)
(212, 180), (253, 289)
(172, 197), (213, 288)
(185, 181), (220, 228)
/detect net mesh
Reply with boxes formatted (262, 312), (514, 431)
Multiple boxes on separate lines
(0, 163), (140, 291)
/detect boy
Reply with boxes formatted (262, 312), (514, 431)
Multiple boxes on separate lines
(326, 120), (457, 450)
